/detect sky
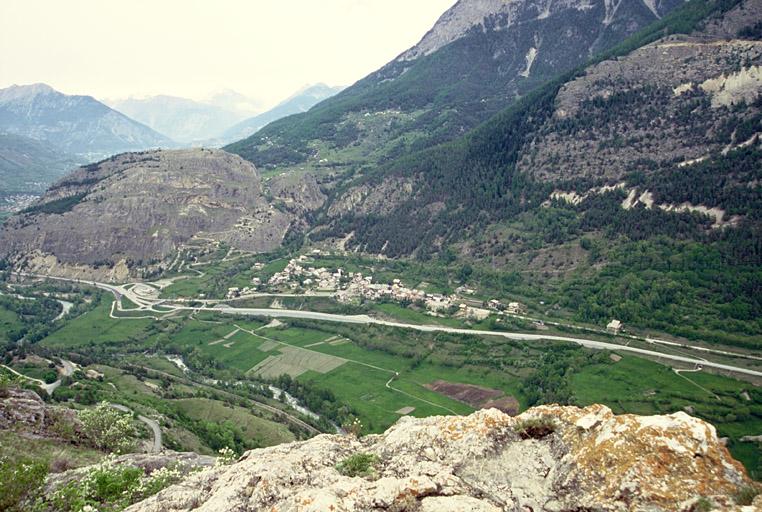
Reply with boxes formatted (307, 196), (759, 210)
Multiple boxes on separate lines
(0, 0), (455, 111)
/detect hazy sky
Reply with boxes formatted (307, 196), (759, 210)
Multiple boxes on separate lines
(0, 0), (455, 109)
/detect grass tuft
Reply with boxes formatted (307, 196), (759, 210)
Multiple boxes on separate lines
(514, 416), (556, 439)
(335, 452), (379, 478)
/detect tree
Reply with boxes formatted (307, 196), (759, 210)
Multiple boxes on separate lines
(457, 264), (473, 283)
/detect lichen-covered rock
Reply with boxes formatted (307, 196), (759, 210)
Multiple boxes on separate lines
(0, 387), (48, 430)
(126, 405), (754, 512)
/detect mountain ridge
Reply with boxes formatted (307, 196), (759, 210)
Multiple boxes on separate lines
(397, 0), (682, 62)
(0, 83), (175, 160)
(221, 83), (345, 143)
(225, 0), (683, 170)
(107, 95), (243, 144)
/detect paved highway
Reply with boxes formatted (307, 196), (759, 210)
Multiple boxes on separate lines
(190, 306), (762, 379)
(13, 272), (762, 379)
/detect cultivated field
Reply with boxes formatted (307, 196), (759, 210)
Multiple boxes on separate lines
(248, 345), (345, 379)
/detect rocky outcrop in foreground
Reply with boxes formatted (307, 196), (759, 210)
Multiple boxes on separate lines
(127, 405), (757, 512)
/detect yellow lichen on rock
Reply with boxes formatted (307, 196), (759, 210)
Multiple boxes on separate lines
(126, 405), (753, 512)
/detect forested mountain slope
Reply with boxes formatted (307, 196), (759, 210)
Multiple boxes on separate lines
(225, 0), (682, 174)
(324, 0), (761, 253)
(307, 0), (762, 348)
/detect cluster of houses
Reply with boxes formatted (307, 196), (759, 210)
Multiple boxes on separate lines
(246, 255), (543, 323)
(225, 252), (628, 333)
(335, 273), (460, 314)
(487, 299), (527, 315)
(226, 285), (257, 299)
(267, 256), (344, 291)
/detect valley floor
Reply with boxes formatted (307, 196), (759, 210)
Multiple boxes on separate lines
(2, 249), (761, 480)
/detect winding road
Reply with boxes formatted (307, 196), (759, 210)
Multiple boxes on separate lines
(2, 357), (78, 395)
(109, 403), (162, 453)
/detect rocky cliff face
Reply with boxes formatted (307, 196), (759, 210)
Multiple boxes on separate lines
(126, 405), (757, 512)
(517, 35), (762, 183)
(398, 0), (682, 62)
(0, 149), (314, 280)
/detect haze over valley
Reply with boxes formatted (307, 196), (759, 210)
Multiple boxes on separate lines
(1, 1), (761, 510)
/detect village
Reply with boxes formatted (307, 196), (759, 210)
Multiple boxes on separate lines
(226, 253), (537, 323)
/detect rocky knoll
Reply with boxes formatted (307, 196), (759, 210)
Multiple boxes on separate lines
(0, 148), (300, 280)
(126, 405), (757, 512)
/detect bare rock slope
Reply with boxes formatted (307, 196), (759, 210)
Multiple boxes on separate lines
(126, 405), (756, 512)
(0, 149), (305, 280)
(518, 35), (762, 182)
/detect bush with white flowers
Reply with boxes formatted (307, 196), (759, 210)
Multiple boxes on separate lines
(78, 402), (136, 454)
(215, 446), (237, 467)
(47, 455), (184, 512)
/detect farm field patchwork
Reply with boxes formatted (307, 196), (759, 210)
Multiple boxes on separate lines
(30, 287), (762, 478)
(248, 344), (346, 379)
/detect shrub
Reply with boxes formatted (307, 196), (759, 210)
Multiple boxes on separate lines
(48, 456), (184, 511)
(514, 416), (557, 439)
(49, 457), (75, 474)
(689, 497), (713, 512)
(342, 417), (363, 437)
(335, 452), (379, 478)
(79, 402), (136, 454)
(734, 485), (761, 506)
(215, 447), (237, 467)
(0, 456), (48, 511)
(0, 372), (12, 398)
(47, 409), (78, 443)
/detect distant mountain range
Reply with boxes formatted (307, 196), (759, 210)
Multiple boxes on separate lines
(0, 83), (175, 160)
(222, 84), (345, 143)
(107, 84), (344, 146)
(107, 95), (245, 144)
(0, 82), (342, 204)
(0, 83), (176, 206)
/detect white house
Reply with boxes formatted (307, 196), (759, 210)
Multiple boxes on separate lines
(607, 319), (623, 334)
